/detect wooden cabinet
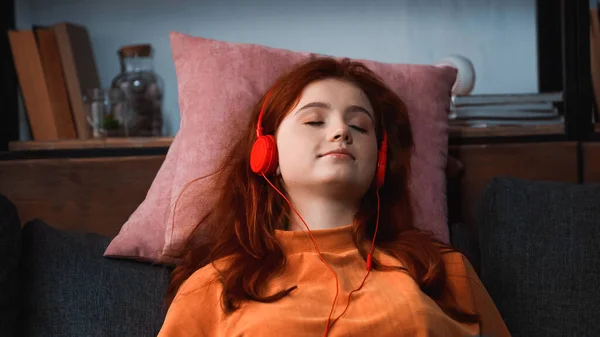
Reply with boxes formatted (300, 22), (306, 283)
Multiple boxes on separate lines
(582, 142), (600, 183)
(0, 140), (585, 238)
(448, 141), (579, 231)
(0, 155), (165, 237)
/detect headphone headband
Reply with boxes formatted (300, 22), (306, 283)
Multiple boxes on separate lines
(256, 89), (273, 138)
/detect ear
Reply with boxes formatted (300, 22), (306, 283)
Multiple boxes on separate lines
(275, 166), (281, 176)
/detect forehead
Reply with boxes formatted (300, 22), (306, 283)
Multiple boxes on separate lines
(294, 78), (372, 109)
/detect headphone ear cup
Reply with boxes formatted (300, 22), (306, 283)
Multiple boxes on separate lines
(250, 135), (278, 175)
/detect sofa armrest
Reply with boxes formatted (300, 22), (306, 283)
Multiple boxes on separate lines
(19, 219), (173, 337)
(0, 194), (21, 337)
(477, 177), (600, 336)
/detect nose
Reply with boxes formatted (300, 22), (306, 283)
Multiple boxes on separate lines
(330, 124), (353, 145)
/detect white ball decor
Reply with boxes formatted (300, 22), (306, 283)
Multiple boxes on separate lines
(435, 54), (476, 96)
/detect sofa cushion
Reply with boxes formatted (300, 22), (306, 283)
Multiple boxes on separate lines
(449, 221), (480, 275)
(19, 219), (173, 337)
(0, 194), (21, 337)
(477, 177), (600, 336)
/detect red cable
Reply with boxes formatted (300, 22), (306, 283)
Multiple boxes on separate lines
(262, 174), (381, 337)
(262, 175), (341, 331)
(326, 189), (381, 333)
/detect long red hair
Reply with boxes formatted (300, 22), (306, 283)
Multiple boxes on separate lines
(166, 57), (477, 323)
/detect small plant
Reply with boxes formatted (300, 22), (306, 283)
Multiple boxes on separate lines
(103, 114), (120, 130)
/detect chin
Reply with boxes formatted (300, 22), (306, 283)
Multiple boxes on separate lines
(316, 174), (367, 189)
(282, 168), (371, 190)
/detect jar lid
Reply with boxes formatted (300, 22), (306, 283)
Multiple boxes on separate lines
(118, 44), (153, 57)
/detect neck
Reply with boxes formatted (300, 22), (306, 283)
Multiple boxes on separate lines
(286, 191), (360, 231)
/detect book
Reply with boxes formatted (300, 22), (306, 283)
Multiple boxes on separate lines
(453, 92), (563, 106)
(34, 26), (77, 139)
(452, 101), (555, 112)
(451, 109), (560, 120)
(8, 30), (74, 140)
(52, 22), (101, 139)
(450, 116), (564, 127)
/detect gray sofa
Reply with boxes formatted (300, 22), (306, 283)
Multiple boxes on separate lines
(1, 176), (599, 336)
(0, 195), (172, 337)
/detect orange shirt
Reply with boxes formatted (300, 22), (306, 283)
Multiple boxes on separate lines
(158, 224), (510, 336)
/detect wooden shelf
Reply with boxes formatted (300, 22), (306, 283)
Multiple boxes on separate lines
(8, 125), (567, 152)
(8, 137), (174, 151)
(449, 124), (564, 139)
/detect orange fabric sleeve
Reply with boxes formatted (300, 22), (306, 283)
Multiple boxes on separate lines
(157, 267), (223, 337)
(444, 253), (512, 337)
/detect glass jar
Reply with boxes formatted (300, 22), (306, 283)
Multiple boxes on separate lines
(82, 88), (129, 138)
(111, 44), (163, 137)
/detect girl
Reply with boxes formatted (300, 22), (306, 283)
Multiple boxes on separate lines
(158, 58), (510, 336)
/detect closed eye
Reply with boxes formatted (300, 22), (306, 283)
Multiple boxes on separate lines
(306, 122), (367, 133)
(350, 125), (367, 133)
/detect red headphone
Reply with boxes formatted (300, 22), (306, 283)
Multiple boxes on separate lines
(249, 89), (387, 336)
(250, 90), (388, 188)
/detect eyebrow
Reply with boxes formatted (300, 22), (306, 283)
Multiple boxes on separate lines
(294, 102), (373, 120)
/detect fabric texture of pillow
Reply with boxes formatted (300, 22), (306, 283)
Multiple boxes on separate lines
(105, 32), (456, 264)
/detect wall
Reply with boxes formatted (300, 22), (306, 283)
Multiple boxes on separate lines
(16, 0), (538, 137)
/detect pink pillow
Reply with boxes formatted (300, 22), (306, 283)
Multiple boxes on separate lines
(105, 32), (455, 264)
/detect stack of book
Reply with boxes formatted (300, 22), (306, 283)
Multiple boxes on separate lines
(8, 22), (100, 140)
(449, 92), (564, 127)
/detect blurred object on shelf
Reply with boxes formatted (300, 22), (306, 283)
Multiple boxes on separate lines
(112, 44), (164, 137)
(450, 92), (564, 128)
(452, 92), (562, 106)
(82, 88), (129, 138)
(448, 123), (564, 139)
(435, 54), (476, 96)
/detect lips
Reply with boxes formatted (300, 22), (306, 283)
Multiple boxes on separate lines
(320, 149), (355, 160)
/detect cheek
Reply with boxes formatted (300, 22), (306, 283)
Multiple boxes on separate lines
(278, 148), (303, 169)
(279, 144), (311, 164)
(275, 128), (313, 169)
(361, 141), (380, 175)
(276, 142), (313, 183)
